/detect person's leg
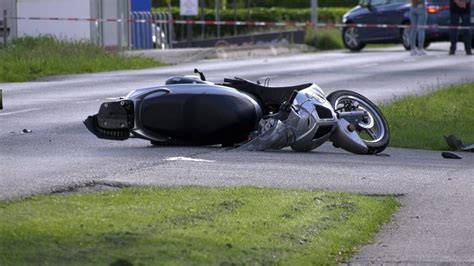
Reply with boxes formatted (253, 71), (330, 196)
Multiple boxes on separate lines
(460, 12), (472, 54)
(418, 8), (427, 52)
(449, 11), (460, 54)
(410, 9), (418, 53)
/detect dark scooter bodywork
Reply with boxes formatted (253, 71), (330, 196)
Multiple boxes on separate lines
(85, 70), (390, 154)
(85, 83), (264, 145)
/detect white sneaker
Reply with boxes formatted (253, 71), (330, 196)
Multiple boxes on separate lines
(410, 49), (418, 56)
(417, 49), (427, 56)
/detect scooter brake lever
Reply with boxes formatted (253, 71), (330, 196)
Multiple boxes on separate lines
(281, 90), (298, 112)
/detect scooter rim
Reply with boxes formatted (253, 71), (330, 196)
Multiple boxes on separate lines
(333, 95), (386, 143)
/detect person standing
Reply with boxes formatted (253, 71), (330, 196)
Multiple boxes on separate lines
(449, 0), (472, 55)
(410, 0), (428, 56)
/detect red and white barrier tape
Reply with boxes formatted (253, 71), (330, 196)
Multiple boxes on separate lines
(7, 16), (474, 30)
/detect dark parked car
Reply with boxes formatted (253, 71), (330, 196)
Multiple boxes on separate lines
(342, 0), (474, 51)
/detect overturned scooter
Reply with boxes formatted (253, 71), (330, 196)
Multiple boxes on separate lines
(84, 69), (390, 154)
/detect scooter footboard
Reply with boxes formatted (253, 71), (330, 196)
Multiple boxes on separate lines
(83, 100), (134, 140)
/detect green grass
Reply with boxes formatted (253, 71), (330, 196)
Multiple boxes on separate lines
(0, 37), (162, 82)
(381, 83), (474, 150)
(0, 187), (398, 265)
(305, 28), (344, 50)
(304, 29), (396, 51)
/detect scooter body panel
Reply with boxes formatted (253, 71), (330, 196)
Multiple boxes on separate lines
(84, 72), (388, 155)
(129, 84), (263, 145)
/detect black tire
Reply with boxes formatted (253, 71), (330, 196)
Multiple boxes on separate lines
(327, 90), (390, 154)
(401, 25), (411, 50)
(423, 40), (431, 49)
(342, 26), (366, 52)
(402, 23), (431, 50)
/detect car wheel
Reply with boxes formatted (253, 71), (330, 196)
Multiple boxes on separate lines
(342, 26), (366, 52)
(402, 24), (431, 50)
(423, 40), (430, 49)
(402, 26), (411, 50)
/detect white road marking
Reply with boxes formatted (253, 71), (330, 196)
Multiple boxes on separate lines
(362, 63), (379, 67)
(164, 157), (215, 163)
(75, 99), (101, 104)
(260, 75), (279, 79)
(0, 108), (42, 116)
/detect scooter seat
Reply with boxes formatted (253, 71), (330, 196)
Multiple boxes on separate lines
(223, 77), (312, 106)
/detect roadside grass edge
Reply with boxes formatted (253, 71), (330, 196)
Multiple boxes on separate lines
(0, 186), (399, 265)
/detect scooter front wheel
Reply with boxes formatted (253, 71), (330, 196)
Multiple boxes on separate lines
(327, 90), (390, 154)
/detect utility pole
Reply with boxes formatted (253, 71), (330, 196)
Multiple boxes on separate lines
(0, 11), (3, 109)
(311, 0), (318, 28)
(233, 0), (237, 35)
(215, 0), (221, 38)
(117, 5), (123, 52)
(166, 0), (173, 48)
(246, 0), (251, 32)
(201, 0), (205, 38)
(3, 10), (7, 46)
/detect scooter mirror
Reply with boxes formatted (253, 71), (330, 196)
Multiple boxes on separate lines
(194, 69), (206, 81)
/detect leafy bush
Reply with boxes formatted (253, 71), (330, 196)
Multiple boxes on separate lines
(305, 28), (344, 50)
(152, 0), (359, 8)
(157, 7), (348, 23)
(154, 7), (349, 41)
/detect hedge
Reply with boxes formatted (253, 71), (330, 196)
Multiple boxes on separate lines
(154, 7), (349, 41)
(152, 0), (359, 8)
(305, 28), (344, 50)
(153, 7), (349, 23)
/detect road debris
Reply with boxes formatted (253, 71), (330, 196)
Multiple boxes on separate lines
(444, 135), (474, 152)
(441, 152), (462, 160)
(22, 129), (32, 134)
(164, 157), (215, 163)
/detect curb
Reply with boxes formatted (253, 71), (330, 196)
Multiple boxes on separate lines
(123, 45), (310, 65)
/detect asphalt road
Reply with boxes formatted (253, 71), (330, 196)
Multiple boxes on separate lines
(1, 43), (474, 264)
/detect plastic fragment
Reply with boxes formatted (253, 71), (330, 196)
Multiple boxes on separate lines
(441, 152), (462, 159)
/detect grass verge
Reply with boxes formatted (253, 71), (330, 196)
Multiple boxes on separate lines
(305, 28), (344, 50)
(0, 187), (398, 265)
(381, 83), (474, 150)
(0, 37), (162, 82)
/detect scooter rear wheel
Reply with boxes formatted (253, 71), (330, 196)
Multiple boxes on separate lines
(327, 90), (390, 154)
